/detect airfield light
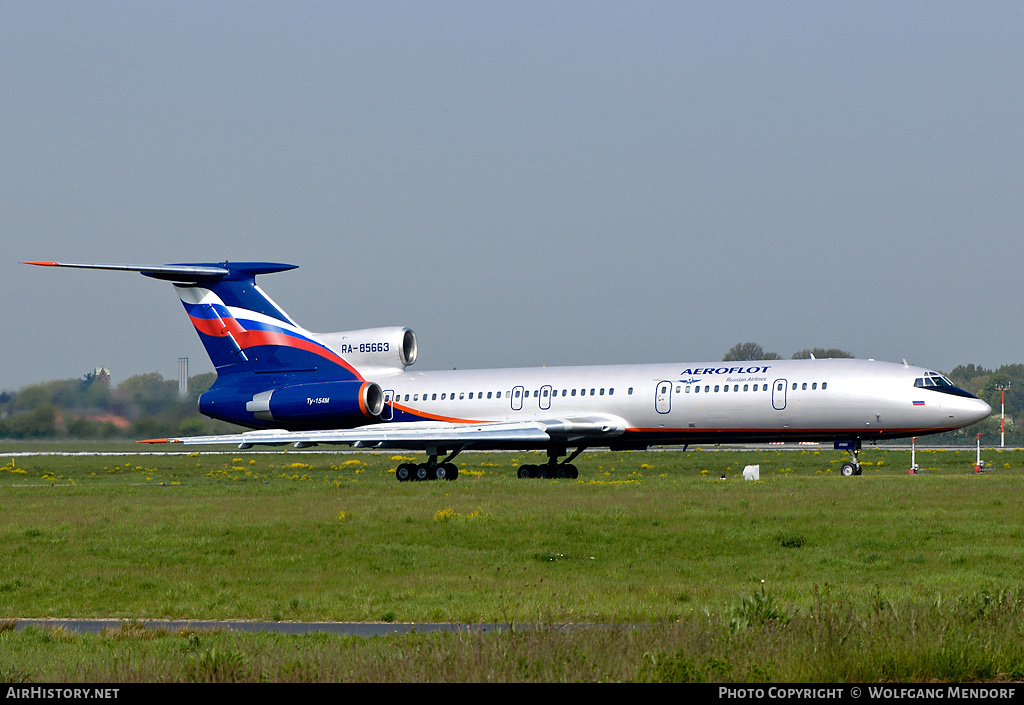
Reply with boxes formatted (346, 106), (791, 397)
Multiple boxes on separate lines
(909, 436), (919, 475)
(995, 384), (1010, 448)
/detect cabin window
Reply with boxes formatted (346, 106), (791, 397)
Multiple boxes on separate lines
(694, 385), (700, 394)
(812, 383), (817, 390)
(802, 383), (807, 390)
(723, 385), (729, 393)
(685, 385), (691, 393)
(459, 392), (465, 400)
(514, 390), (520, 398)
(609, 388), (614, 395)
(675, 385), (681, 393)
(822, 382), (828, 390)
(704, 385), (710, 393)
(571, 389), (577, 396)
(542, 389), (549, 397)
(792, 383), (798, 391)
(628, 387), (634, 395)
(743, 384), (749, 392)
(590, 388), (596, 395)
(714, 385), (720, 392)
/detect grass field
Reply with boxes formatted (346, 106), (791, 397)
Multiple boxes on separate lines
(2, 443), (1023, 682)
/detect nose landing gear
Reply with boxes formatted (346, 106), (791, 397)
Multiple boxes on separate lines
(837, 439), (863, 476)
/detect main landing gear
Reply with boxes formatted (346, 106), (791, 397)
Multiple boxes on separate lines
(395, 448), (461, 482)
(517, 447), (585, 480)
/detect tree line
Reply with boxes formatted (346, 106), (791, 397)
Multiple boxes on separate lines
(0, 371), (239, 440)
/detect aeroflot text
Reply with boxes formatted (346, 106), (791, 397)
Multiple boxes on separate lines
(681, 367), (772, 376)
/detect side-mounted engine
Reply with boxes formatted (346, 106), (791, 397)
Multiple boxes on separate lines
(200, 380), (385, 430)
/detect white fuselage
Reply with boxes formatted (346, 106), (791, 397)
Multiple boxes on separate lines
(371, 358), (990, 446)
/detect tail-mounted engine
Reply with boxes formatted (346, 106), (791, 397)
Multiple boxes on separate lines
(318, 326), (418, 374)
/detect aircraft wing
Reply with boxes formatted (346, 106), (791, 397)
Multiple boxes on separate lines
(143, 415), (627, 450)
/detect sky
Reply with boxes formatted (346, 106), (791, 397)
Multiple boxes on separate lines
(3, 1), (1023, 392)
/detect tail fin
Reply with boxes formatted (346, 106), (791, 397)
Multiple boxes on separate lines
(25, 261), (363, 383)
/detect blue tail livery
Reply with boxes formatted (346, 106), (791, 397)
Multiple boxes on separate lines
(25, 261), (416, 430)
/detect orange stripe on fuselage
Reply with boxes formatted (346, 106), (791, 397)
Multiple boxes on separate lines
(389, 403), (491, 425)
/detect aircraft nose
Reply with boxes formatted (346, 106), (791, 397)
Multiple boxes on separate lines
(963, 397), (992, 425)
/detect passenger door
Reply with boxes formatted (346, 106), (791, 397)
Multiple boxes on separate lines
(655, 381), (672, 414)
(772, 379), (787, 411)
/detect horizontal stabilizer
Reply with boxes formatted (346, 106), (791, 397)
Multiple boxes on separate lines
(24, 261), (297, 282)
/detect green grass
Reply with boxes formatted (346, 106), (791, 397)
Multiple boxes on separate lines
(3, 591), (1024, 682)
(2, 444), (1023, 681)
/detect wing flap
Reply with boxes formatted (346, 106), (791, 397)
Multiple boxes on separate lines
(144, 415), (627, 450)
(147, 420), (551, 449)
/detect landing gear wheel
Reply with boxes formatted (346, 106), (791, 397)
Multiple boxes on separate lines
(433, 464), (448, 481)
(535, 465), (549, 479)
(443, 463), (458, 481)
(518, 465), (533, 479)
(840, 462), (858, 477)
(396, 464), (413, 482)
(415, 464), (430, 482)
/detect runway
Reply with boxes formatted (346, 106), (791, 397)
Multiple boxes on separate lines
(12, 618), (513, 637)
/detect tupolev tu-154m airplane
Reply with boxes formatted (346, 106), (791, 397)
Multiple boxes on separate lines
(27, 260), (991, 481)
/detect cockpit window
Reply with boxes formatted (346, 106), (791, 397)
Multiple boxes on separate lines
(914, 372), (954, 389)
(914, 372), (978, 398)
